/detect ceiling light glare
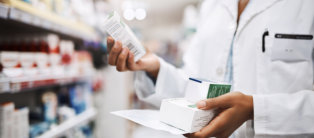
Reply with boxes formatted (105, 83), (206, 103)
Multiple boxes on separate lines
(135, 8), (146, 20)
(123, 9), (135, 21)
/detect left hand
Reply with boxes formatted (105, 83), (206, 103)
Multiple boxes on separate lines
(184, 92), (253, 138)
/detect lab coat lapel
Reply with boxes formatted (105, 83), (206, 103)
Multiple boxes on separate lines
(221, 0), (239, 20)
(236, 0), (282, 37)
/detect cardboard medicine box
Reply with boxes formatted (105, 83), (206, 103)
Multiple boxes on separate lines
(160, 98), (215, 132)
(160, 78), (231, 133)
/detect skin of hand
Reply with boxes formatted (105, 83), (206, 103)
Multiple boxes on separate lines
(107, 36), (160, 78)
(184, 92), (253, 138)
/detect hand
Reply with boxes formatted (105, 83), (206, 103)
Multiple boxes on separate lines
(107, 37), (160, 78)
(185, 92), (253, 138)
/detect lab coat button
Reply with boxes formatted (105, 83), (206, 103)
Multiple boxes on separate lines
(216, 68), (223, 76)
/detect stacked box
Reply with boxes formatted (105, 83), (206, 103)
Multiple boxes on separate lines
(160, 78), (232, 133)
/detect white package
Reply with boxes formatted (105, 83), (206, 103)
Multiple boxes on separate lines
(103, 11), (146, 62)
(160, 98), (214, 133)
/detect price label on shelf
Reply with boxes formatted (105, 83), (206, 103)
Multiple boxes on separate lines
(11, 82), (21, 92)
(32, 17), (41, 26)
(0, 4), (9, 19)
(0, 81), (10, 93)
(9, 8), (19, 20)
(42, 20), (51, 30)
(20, 12), (32, 24)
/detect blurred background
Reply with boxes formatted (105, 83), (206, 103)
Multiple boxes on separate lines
(0, 0), (202, 137)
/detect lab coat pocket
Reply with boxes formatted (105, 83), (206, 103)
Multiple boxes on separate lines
(271, 33), (313, 62)
(256, 32), (313, 95)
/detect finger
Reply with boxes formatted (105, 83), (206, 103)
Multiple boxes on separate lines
(183, 133), (199, 138)
(108, 41), (122, 65)
(116, 47), (129, 71)
(127, 52), (136, 71)
(107, 37), (115, 52)
(196, 95), (231, 110)
(192, 109), (234, 137)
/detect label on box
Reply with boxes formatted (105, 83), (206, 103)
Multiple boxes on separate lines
(20, 52), (35, 68)
(103, 11), (146, 62)
(35, 53), (48, 68)
(0, 52), (19, 68)
(185, 78), (231, 103)
(49, 54), (61, 66)
(207, 84), (232, 98)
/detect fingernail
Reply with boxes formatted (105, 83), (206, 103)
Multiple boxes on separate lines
(113, 44), (119, 50)
(197, 101), (206, 109)
(107, 37), (113, 42)
(123, 48), (128, 54)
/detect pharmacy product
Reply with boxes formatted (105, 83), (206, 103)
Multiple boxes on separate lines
(160, 78), (232, 133)
(160, 98), (214, 133)
(0, 102), (14, 138)
(103, 11), (146, 62)
(184, 78), (232, 103)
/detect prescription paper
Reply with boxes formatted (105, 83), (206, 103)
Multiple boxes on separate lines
(111, 110), (187, 135)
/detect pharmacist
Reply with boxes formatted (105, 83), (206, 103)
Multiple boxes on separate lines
(107, 0), (314, 137)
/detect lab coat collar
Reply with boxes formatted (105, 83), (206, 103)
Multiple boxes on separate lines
(236, 0), (282, 36)
(221, 0), (239, 20)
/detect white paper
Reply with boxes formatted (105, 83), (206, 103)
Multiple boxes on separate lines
(111, 110), (187, 135)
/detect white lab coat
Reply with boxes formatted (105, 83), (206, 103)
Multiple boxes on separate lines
(134, 0), (314, 137)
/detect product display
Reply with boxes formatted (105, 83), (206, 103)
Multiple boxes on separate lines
(29, 83), (94, 138)
(0, 0), (107, 137)
(0, 33), (99, 93)
(103, 11), (146, 62)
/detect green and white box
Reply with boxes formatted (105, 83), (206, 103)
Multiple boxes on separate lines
(103, 11), (146, 62)
(184, 78), (232, 103)
(159, 78), (231, 133)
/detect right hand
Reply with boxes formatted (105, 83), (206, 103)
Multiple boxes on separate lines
(107, 37), (160, 78)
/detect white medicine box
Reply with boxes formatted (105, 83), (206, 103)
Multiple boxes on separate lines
(160, 98), (214, 133)
(159, 78), (232, 133)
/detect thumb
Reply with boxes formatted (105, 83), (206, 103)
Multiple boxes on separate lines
(196, 95), (231, 110)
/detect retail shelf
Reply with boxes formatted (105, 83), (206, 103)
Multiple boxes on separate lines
(37, 108), (97, 138)
(0, 0), (98, 40)
(0, 3), (9, 19)
(0, 74), (92, 93)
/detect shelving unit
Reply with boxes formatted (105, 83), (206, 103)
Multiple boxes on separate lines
(0, 0), (99, 93)
(0, 0), (98, 41)
(0, 1), (101, 137)
(0, 1), (98, 94)
(0, 74), (92, 93)
(37, 108), (97, 138)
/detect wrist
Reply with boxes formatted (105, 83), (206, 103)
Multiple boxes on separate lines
(246, 95), (254, 120)
(145, 62), (160, 78)
(144, 55), (160, 78)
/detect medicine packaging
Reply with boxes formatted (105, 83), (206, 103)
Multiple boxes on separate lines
(160, 98), (214, 133)
(160, 78), (231, 133)
(103, 11), (146, 62)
